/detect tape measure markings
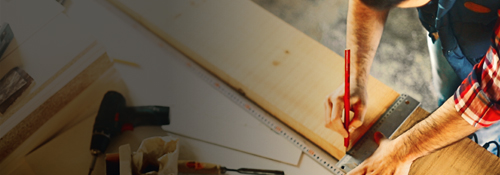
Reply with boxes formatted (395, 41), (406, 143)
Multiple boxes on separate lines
(179, 59), (345, 175)
(336, 94), (419, 172)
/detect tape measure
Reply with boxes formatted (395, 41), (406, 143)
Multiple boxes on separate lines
(174, 53), (420, 175)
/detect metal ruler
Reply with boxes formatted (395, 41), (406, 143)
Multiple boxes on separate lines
(174, 50), (420, 175)
(177, 57), (344, 175)
(336, 94), (420, 172)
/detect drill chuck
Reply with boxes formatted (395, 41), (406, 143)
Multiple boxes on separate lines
(90, 133), (110, 155)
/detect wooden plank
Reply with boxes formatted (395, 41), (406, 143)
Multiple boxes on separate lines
(0, 13), (96, 126)
(0, 12), (116, 165)
(107, 0), (399, 159)
(0, 67), (33, 113)
(390, 107), (500, 174)
(0, 50), (114, 164)
(60, 0), (304, 165)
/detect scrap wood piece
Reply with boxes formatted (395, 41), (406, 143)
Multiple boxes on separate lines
(0, 51), (113, 164)
(0, 67), (33, 114)
(107, 0), (399, 159)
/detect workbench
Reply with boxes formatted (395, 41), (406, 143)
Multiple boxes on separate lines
(0, 0), (330, 174)
(0, 0), (499, 175)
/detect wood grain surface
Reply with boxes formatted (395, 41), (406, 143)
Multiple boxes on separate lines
(392, 107), (500, 174)
(0, 50), (113, 163)
(106, 0), (500, 173)
(107, 0), (399, 160)
(0, 12), (113, 165)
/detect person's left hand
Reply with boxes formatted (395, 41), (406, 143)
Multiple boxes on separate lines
(347, 132), (414, 175)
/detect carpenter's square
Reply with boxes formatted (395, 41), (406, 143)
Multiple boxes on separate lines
(336, 94), (420, 173)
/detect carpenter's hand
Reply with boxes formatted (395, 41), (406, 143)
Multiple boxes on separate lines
(324, 83), (367, 137)
(347, 132), (413, 175)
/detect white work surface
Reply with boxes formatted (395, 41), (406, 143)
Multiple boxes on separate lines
(25, 0), (335, 174)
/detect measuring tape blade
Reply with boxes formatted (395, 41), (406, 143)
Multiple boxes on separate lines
(174, 57), (345, 175)
(336, 94), (420, 172)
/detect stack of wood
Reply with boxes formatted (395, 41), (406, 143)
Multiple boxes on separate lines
(0, 0), (127, 173)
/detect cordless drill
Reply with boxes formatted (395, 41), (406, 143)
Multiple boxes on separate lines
(88, 91), (170, 175)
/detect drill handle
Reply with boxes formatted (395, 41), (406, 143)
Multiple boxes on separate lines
(124, 106), (170, 126)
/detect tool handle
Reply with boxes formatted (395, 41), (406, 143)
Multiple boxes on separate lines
(233, 168), (285, 175)
(90, 91), (126, 154)
(123, 106), (170, 126)
(177, 160), (221, 174)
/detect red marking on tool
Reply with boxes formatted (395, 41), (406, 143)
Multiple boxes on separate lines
(114, 113), (120, 122)
(275, 126), (282, 132)
(215, 83), (220, 87)
(308, 150), (315, 155)
(121, 123), (134, 132)
(186, 161), (204, 170)
(244, 104), (251, 109)
(374, 132), (383, 145)
(187, 62), (192, 67)
(344, 49), (351, 149)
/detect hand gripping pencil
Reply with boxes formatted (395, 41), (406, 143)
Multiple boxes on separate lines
(344, 49), (350, 149)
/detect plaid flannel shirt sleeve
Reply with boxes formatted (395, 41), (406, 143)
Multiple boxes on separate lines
(454, 47), (500, 128)
(454, 10), (500, 128)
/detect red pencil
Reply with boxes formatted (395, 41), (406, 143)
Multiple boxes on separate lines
(344, 49), (350, 149)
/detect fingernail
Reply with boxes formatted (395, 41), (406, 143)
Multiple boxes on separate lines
(348, 126), (356, 133)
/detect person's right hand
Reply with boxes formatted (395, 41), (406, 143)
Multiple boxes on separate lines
(324, 82), (368, 138)
(347, 132), (413, 175)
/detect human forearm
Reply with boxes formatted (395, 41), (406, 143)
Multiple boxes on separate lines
(324, 0), (390, 136)
(392, 97), (478, 162)
(346, 0), (389, 89)
(348, 97), (478, 175)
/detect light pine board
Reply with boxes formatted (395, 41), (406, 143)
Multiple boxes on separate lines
(63, 0), (303, 165)
(107, 0), (399, 159)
